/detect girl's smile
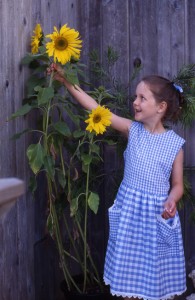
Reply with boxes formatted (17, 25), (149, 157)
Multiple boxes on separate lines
(133, 81), (159, 119)
(133, 81), (167, 133)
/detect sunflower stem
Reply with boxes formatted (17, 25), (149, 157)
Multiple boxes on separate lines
(83, 135), (94, 292)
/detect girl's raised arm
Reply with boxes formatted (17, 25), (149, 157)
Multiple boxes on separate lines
(50, 63), (132, 136)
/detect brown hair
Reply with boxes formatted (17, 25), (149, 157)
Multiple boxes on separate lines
(141, 75), (184, 122)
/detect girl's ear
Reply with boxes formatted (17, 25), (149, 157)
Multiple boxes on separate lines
(158, 101), (167, 114)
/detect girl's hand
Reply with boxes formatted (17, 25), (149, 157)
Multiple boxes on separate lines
(47, 63), (65, 83)
(161, 198), (177, 219)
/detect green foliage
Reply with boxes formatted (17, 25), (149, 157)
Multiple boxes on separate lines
(53, 121), (71, 137)
(26, 143), (45, 174)
(35, 86), (54, 106)
(173, 64), (195, 127)
(179, 170), (195, 222)
(88, 192), (100, 214)
(10, 104), (33, 119)
(89, 46), (141, 119)
(172, 65), (195, 221)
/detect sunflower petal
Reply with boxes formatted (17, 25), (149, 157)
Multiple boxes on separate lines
(31, 24), (43, 54)
(85, 106), (112, 135)
(45, 24), (82, 65)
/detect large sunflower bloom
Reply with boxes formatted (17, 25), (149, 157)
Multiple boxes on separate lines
(85, 106), (112, 135)
(31, 24), (43, 54)
(45, 24), (82, 65)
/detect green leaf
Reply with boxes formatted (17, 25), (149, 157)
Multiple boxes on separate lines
(21, 54), (35, 65)
(53, 121), (71, 137)
(28, 176), (37, 194)
(70, 197), (79, 217)
(82, 163), (88, 173)
(27, 75), (46, 95)
(10, 104), (32, 119)
(90, 143), (100, 154)
(38, 46), (48, 56)
(44, 155), (55, 180)
(11, 128), (31, 140)
(81, 154), (92, 165)
(65, 105), (81, 127)
(34, 86), (54, 106)
(88, 192), (99, 214)
(73, 130), (85, 138)
(32, 64), (48, 74)
(47, 213), (54, 237)
(105, 139), (116, 145)
(27, 143), (45, 174)
(64, 63), (80, 86)
(57, 169), (66, 188)
(21, 53), (49, 65)
(107, 46), (120, 65)
(65, 72), (79, 86)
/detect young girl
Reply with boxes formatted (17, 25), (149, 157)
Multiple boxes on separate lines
(49, 64), (186, 300)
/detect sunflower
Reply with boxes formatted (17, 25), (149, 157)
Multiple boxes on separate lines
(85, 106), (112, 135)
(45, 24), (82, 65)
(31, 24), (43, 54)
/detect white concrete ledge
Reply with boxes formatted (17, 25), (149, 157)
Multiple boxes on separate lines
(0, 178), (25, 217)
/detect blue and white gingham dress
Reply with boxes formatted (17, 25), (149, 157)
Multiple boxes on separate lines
(104, 121), (186, 300)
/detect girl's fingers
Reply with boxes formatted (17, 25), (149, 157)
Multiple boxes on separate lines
(162, 207), (168, 218)
(46, 68), (51, 74)
(47, 64), (64, 82)
(47, 64), (57, 75)
(162, 206), (176, 219)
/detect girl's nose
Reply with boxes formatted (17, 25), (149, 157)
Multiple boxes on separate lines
(133, 97), (138, 105)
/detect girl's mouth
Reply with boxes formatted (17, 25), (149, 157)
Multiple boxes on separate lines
(135, 109), (141, 113)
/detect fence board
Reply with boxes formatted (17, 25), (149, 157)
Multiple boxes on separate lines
(128, 0), (143, 92)
(0, 0), (34, 298)
(1, 209), (18, 300)
(77, 0), (91, 67)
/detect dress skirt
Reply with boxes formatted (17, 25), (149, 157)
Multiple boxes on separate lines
(103, 182), (186, 300)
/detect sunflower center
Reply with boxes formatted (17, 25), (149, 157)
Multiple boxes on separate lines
(93, 114), (101, 123)
(55, 37), (68, 50)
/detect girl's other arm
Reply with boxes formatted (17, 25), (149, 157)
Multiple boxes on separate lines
(162, 148), (184, 219)
(50, 63), (132, 137)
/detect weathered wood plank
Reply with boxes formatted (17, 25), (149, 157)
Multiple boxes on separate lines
(157, 0), (186, 78)
(0, 208), (18, 300)
(77, 0), (91, 66)
(128, 0), (143, 93)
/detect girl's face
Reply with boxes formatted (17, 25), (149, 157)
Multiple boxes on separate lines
(133, 81), (164, 123)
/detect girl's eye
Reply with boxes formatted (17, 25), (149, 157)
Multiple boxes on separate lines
(131, 95), (137, 102)
(141, 96), (146, 101)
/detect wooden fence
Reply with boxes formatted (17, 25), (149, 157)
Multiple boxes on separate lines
(0, 0), (195, 299)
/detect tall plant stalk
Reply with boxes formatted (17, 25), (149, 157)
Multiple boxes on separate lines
(12, 28), (123, 294)
(83, 141), (91, 292)
(41, 74), (82, 292)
